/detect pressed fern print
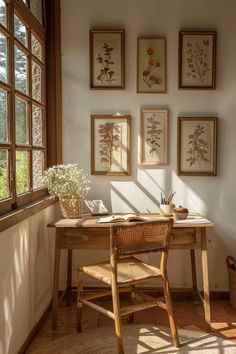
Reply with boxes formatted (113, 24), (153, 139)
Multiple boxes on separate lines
(186, 124), (209, 166)
(96, 43), (115, 85)
(146, 114), (163, 156)
(98, 122), (120, 168)
(186, 40), (210, 83)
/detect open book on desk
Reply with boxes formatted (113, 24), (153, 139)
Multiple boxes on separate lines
(97, 214), (150, 223)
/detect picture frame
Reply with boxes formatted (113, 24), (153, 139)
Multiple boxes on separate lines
(140, 108), (168, 166)
(91, 115), (131, 175)
(90, 29), (125, 89)
(177, 117), (217, 176)
(137, 37), (166, 93)
(178, 31), (217, 89)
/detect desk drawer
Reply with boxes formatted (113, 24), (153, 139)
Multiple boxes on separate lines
(60, 227), (198, 250)
(170, 228), (196, 248)
(61, 228), (110, 249)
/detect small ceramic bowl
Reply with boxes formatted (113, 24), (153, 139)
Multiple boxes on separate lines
(173, 212), (188, 220)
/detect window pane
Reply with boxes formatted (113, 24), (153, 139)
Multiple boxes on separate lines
(30, 0), (43, 25)
(16, 150), (28, 194)
(32, 105), (42, 146)
(0, 33), (7, 83)
(32, 150), (43, 189)
(31, 33), (42, 61)
(32, 60), (41, 102)
(15, 46), (27, 94)
(0, 0), (6, 28)
(0, 149), (8, 199)
(0, 88), (7, 142)
(14, 15), (27, 47)
(15, 96), (27, 144)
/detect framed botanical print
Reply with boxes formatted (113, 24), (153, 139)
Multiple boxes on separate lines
(177, 117), (217, 176)
(91, 115), (131, 175)
(178, 31), (217, 89)
(90, 29), (125, 89)
(140, 108), (168, 166)
(137, 37), (166, 93)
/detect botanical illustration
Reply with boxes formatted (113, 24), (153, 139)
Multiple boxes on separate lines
(140, 109), (168, 166)
(142, 48), (161, 88)
(98, 122), (121, 168)
(92, 115), (130, 175)
(186, 124), (209, 166)
(96, 43), (115, 85)
(145, 114), (162, 156)
(186, 40), (210, 84)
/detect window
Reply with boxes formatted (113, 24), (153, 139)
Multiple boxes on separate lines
(0, 0), (48, 214)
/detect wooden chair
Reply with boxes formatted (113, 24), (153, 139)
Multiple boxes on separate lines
(76, 219), (179, 353)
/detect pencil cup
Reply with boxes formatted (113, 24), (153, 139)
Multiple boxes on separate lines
(160, 204), (175, 216)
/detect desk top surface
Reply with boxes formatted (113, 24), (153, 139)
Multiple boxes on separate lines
(48, 213), (214, 229)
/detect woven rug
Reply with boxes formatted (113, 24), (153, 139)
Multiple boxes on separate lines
(30, 325), (236, 353)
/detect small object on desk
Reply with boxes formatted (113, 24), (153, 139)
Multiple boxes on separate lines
(166, 191), (176, 205)
(97, 214), (150, 223)
(160, 203), (175, 216)
(160, 189), (176, 206)
(173, 206), (189, 220)
(85, 199), (109, 215)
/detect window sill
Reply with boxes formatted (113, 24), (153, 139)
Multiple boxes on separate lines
(0, 197), (57, 233)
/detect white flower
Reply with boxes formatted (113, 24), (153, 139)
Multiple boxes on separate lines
(40, 164), (90, 199)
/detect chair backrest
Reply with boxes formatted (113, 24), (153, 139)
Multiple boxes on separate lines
(110, 219), (173, 258)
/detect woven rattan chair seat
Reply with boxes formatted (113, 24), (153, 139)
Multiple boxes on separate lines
(81, 257), (162, 285)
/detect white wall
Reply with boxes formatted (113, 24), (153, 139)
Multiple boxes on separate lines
(0, 205), (57, 354)
(61, 0), (236, 290)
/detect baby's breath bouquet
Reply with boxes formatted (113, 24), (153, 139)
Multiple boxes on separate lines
(41, 164), (90, 218)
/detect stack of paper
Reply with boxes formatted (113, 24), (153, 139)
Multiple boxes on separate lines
(174, 216), (211, 224)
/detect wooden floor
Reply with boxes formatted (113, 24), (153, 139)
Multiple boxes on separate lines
(27, 299), (236, 352)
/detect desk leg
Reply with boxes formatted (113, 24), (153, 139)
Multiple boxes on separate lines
(52, 228), (61, 330)
(190, 249), (199, 303)
(66, 249), (72, 305)
(201, 228), (211, 326)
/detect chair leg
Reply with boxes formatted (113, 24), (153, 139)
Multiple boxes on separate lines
(111, 285), (124, 353)
(76, 268), (83, 332)
(162, 275), (180, 348)
(113, 295), (124, 353)
(128, 285), (135, 323)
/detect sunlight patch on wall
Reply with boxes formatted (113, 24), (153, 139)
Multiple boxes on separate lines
(3, 297), (12, 352)
(110, 180), (158, 213)
(172, 171), (207, 213)
(13, 224), (29, 290)
(138, 168), (168, 195)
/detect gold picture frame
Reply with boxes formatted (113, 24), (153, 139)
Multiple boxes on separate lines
(91, 115), (131, 175)
(137, 37), (166, 93)
(140, 108), (168, 166)
(90, 29), (125, 90)
(178, 31), (217, 89)
(177, 117), (217, 176)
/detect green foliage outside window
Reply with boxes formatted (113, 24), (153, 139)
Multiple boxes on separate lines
(0, 16), (28, 200)
(0, 150), (7, 199)
(0, 150), (28, 199)
(16, 151), (28, 194)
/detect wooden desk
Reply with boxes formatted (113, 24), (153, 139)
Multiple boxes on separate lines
(48, 214), (214, 330)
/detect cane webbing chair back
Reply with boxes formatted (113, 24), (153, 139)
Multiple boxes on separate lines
(110, 219), (173, 258)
